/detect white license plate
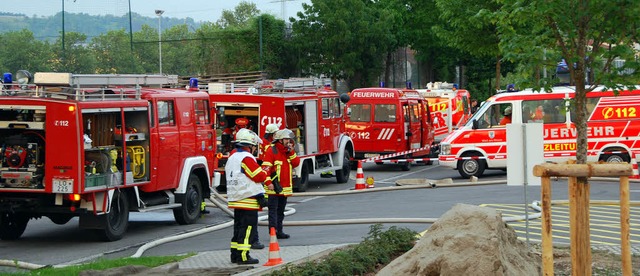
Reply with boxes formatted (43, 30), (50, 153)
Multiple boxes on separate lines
(364, 153), (380, 158)
(53, 179), (73, 194)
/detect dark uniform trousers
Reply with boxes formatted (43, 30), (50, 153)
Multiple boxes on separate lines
(231, 209), (258, 261)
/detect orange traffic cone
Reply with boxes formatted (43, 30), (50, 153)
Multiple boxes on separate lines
(354, 161), (366, 190)
(263, 227), (283, 266)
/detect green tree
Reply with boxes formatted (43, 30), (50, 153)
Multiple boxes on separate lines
(91, 29), (142, 74)
(52, 32), (96, 73)
(249, 15), (288, 78)
(499, 0), (640, 165)
(217, 1), (260, 28)
(133, 25), (161, 74)
(434, 0), (504, 91)
(0, 30), (54, 74)
(161, 24), (199, 76)
(194, 22), (226, 75)
(292, 0), (392, 89)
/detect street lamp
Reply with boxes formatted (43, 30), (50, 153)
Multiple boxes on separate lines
(155, 9), (164, 75)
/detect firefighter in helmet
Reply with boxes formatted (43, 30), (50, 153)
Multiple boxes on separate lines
(260, 123), (280, 159)
(262, 129), (300, 239)
(227, 128), (268, 264)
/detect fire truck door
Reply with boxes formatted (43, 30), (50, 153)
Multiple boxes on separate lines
(194, 99), (215, 170)
(319, 98), (337, 154)
(305, 100), (318, 154)
(152, 99), (181, 191)
(421, 102), (432, 147)
(404, 103), (421, 150)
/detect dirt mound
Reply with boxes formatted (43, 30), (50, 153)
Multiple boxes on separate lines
(377, 203), (541, 276)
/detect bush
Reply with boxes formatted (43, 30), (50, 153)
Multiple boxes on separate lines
(269, 224), (418, 275)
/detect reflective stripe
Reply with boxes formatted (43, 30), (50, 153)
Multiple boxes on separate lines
(239, 225), (252, 261)
(228, 198), (260, 210)
(241, 163), (263, 178)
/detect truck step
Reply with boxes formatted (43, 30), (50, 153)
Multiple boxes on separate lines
(138, 203), (181, 212)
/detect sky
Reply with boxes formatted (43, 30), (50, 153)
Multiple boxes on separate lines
(6, 0), (311, 22)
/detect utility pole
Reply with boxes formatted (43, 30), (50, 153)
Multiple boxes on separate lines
(155, 10), (164, 75)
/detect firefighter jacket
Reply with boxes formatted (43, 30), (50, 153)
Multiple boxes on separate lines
(262, 142), (300, 196)
(259, 137), (273, 160)
(226, 149), (267, 210)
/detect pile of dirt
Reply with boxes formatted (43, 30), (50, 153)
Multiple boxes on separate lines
(378, 203), (541, 275)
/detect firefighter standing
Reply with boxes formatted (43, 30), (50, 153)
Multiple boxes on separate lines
(262, 129), (300, 239)
(260, 123), (280, 159)
(227, 128), (268, 264)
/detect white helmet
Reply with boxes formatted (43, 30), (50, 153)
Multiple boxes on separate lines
(265, 124), (279, 134)
(235, 128), (258, 146)
(273, 129), (295, 141)
(253, 132), (263, 145)
(503, 106), (512, 116)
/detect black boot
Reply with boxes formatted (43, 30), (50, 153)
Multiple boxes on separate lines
(276, 232), (290, 239)
(230, 249), (239, 263)
(251, 241), (265, 249)
(237, 254), (259, 265)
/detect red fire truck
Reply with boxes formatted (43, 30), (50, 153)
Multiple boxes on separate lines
(345, 88), (436, 170)
(439, 86), (640, 178)
(209, 79), (354, 192)
(416, 82), (472, 140)
(0, 72), (217, 241)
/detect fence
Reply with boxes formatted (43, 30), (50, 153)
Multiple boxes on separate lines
(533, 161), (633, 276)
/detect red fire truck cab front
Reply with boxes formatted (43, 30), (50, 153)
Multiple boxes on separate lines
(346, 88), (436, 170)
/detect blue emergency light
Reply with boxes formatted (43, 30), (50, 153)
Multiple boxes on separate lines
(189, 78), (198, 91)
(406, 82), (412, 89)
(379, 81), (385, 87)
(2, 73), (11, 84)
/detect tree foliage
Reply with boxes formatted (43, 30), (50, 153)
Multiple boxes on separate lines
(216, 1), (260, 28)
(292, 0), (395, 89)
(498, 0), (640, 164)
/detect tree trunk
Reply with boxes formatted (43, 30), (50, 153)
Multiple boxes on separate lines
(384, 52), (392, 87)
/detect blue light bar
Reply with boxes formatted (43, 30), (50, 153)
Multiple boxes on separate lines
(2, 73), (12, 84)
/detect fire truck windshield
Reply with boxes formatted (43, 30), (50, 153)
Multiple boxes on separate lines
(465, 100), (492, 127)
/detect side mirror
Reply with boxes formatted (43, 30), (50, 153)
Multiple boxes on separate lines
(472, 119), (478, 130)
(340, 93), (350, 104)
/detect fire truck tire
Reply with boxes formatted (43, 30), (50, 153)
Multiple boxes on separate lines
(599, 152), (629, 163)
(401, 162), (411, 171)
(100, 190), (129, 241)
(336, 151), (351, 184)
(294, 163), (310, 192)
(457, 154), (486, 179)
(0, 213), (28, 240)
(174, 174), (202, 225)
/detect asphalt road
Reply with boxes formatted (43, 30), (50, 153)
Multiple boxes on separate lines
(1, 162), (638, 272)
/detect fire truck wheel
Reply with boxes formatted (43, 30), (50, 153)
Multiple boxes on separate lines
(336, 151), (351, 184)
(401, 162), (411, 171)
(294, 163), (310, 192)
(174, 174), (202, 225)
(0, 213), (29, 240)
(101, 190), (129, 242)
(457, 154), (486, 179)
(599, 152), (629, 163)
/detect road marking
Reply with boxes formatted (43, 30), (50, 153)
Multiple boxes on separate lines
(482, 203), (640, 245)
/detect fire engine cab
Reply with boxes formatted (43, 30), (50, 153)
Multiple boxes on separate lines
(416, 82), (472, 140)
(345, 88), (436, 170)
(0, 72), (217, 241)
(439, 86), (640, 178)
(209, 79), (354, 192)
